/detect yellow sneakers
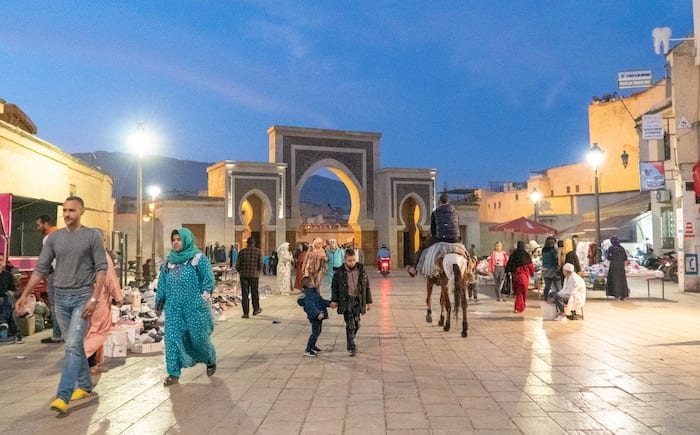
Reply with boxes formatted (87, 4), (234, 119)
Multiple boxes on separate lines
(70, 388), (91, 401)
(50, 398), (68, 414)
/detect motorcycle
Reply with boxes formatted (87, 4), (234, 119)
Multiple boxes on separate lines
(658, 251), (678, 282)
(379, 257), (391, 277)
(642, 255), (660, 270)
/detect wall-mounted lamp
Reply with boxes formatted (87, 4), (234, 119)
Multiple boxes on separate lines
(621, 150), (629, 168)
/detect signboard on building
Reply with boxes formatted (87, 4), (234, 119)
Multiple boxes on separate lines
(642, 114), (664, 140)
(618, 70), (652, 89)
(685, 222), (695, 238)
(685, 254), (698, 275)
(640, 161), (666, 191)
(678, 116), (692, 129)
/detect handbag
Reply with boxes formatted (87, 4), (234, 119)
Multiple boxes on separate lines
(542, 267), (559, 279)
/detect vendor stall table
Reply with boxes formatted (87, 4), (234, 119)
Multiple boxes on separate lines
(583, 272), (666, 300)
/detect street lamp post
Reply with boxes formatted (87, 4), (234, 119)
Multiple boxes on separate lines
(587, 143), (605, 263)
(147, 185), (161, 280)
(132, 123), (147, 287)
(529, 188), (542, 221)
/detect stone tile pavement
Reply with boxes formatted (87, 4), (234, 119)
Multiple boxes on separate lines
(1, 272), (700, 434)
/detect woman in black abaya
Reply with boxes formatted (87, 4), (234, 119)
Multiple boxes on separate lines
(605, 236), (630, 300)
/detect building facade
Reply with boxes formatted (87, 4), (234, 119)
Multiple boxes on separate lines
(0, 101), (114, 261)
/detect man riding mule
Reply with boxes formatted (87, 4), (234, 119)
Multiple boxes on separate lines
(408, 192), (462, 277)
(407, 192), (475, 332)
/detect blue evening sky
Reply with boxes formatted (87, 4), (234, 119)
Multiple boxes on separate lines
(0, 1), (692, 189)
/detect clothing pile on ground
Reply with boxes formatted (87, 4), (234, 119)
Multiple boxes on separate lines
(475, 259), (489, 276)
(208, 286), (241, 322)
(585, 260), (663, 279)
(105, 287), (164, 356)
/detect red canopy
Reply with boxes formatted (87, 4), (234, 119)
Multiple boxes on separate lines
(488, 216), (558, 235)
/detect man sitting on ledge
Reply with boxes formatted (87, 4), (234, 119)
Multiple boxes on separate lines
(553, 262), (586, 321)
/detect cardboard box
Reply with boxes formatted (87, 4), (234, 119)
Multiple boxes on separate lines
(541, 303), (558, 320)
(107, 329), (128, 346)
(113, 325), (137, 348)
(104, 344), (127, 358)
(15, 314), (36, 336)
(131, 341), (163, 354)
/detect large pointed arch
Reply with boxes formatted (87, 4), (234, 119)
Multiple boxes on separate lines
(296, 158), (362, 227)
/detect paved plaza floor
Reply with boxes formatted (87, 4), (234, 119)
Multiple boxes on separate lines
(2, 272), (700, 434)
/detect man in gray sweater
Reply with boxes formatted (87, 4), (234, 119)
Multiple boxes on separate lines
(15, 196), (107, 415)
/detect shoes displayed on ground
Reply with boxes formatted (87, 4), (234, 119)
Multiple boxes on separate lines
(303, 350), (317, 357)
(253, 309), (262, 315)
(206, 364), (216, 376)
(70, 388), (92, 401)
(163, 375), (179, 386)
(50, 398), (68, 414)
(41, 337), (63, 344)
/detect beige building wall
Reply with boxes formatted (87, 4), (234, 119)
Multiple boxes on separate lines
(667, 39), (700, 292)
(589, 81), (667, 193)
(0, 119), (114, 240)
(478, 83), (667, 234)
(207, 161), (227, 198)
(114, 197), (225, 265)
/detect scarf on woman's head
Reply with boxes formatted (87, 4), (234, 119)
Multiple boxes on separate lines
(167, 228), (202, 264)
(508, 241), (532, 267)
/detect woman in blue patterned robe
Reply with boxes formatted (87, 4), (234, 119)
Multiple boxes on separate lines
(156, 228), (217, 386)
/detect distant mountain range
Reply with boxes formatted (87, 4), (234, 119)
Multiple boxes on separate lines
(73, 151), (350, 210)
(73, 151), (210, 198)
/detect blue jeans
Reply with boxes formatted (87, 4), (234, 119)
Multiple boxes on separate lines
(47, 276), (62, 340)
(0, 292), (18, 335)
(543, 275), (561, 300)
(306, 319), (323, 352)
(54, 292), (92, 402)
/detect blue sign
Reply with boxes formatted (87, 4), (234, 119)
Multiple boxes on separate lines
(685, 254), (698, 275)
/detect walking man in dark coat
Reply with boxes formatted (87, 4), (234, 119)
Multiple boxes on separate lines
(235, 237), (263, 318)
(330, 248), (372, 357)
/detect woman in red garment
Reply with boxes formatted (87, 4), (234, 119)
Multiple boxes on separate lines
(505, 241), (534, 313)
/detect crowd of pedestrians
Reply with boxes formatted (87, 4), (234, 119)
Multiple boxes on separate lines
(10, 194), (637, 418)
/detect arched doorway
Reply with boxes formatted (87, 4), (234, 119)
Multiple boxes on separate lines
(238, 190), (274, 255)
(296, 160), (362, 246)
(399, 195), (426, 267)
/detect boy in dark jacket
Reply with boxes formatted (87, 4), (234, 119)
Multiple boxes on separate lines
(297, 277), (330, 357)
(330, 248), (372, 357)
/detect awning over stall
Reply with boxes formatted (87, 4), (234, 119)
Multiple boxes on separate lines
(489, 216), (558, 235)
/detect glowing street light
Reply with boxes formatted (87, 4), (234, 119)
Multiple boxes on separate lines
(529, 188), (543, 221)
(129, 123), (150, 287)
(587, 143), (605, 262)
